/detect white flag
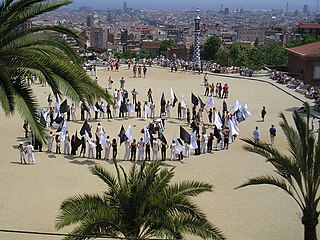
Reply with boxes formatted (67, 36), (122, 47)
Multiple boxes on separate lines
(125, 124), (133, 142)
(232, 100), (241, 112)
(190, 131), (198, 149)
(173, 134), (184, 153)
(100, 131), (107, 147)
(144, 125), (150, 143)
(60, 121), (68, 142)
(181, 94), (187, 108)
(144, 104), (149, 119)
(170, 87), (175, 102)
(242, 104), (251, 118)
(214, 111), (223, 130)
(85, 130), (96, 147)
(53, 98), (60, 120)
(206, 96), (214, 108)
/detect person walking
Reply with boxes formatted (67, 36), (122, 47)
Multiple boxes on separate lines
(18, 142), (27, 164)
(261, 106), (267, 122)
(253, 126), (260, 144)
(269, 124), (276, 145)
(25, 141), (36, 164)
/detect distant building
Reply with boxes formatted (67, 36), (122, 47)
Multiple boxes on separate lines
(298, 21), (320, 35)
(90, 26), (108, 49)
(167, 42), (188, 60)
(286, 42), (320, 86)
(87, 13), (98, 27)
(237, 27), (266, 43)
(141, 40), (161, 55)
(303, 4), (308, 14)
(123, 2), (127, 13)
(224, 8), (229, 15)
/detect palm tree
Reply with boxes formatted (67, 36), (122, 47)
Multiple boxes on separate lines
(236, 103), (320, 240)
(0, 0), (110, 142)
(55, 161), (225, 240)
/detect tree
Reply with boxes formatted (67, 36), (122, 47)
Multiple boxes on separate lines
(159, 39), (176, 57)
(139, 48), (156, 59)
(201, 36), (222, 61)
(246, 47), (265, 70)
(215, 48), (229, 66)
(228, 43), (248, 67)
(237, 103), (320, 240)
(0, 0), (110, 142)
(262, 42), (287, 67)
(56, 161), (225, 240)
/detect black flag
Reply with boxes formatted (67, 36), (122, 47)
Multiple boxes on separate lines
(172, 93), (178, 107)
(150, 130), (155, 147)
(80, 120), (91, 137)
(56, 119), (64, 132)
(74, 131), (82, 151)
(95, 102), (104, 112)
(180, 126), (191, 144)
(213, 126), (222, 141)
(160, 92), (166, 107)
(60, 99), (68, 114)
(191, 92), (198, 106)
(198, 96), (206, 108)
(160, 134), (167, 144)
(118, 125), (128, 145)
(54, 116), (63, 124)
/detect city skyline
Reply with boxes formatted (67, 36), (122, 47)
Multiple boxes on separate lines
(69, 0), (318, 11)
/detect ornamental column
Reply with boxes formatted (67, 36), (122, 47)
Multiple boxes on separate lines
(193, 8), (201, 68)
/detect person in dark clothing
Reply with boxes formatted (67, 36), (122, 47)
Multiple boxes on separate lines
(80, 103), (85, 121)
(195, 135), (201, 155)
(161, 141), (168, 160)
(136, 101), (141, 117)
(106, 104), (112, 119)
(23, 120), (29, 138)
(192, 106), (197, 120)
(71, 135), (76, 155)
(96, 138), (102, 159)
(130, 139), (137, 161)
(177, 103), (182, 119)
(177, 138), (184, 160)
(67, 105), (71, 121)
(207, 133), (213, 153)
(112, 138), (117, 159)
(145, 141), (151, 161)
(80, 136), (86, 157)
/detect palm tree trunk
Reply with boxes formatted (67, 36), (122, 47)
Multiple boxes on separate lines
(302, 211), (318, 240)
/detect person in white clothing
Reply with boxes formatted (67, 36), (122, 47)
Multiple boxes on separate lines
(253, 126), (260, 144)
(170, 140), (176, 161)
(166, 101), (172, 118)
(47, 131), (53, 152)
(185, 143), (190, 158)
(26, 142), (36, 164)
(152, 139), (159, 160)
(182, 106), (187, 120)
(104, 136), (111, 160)
(88, 141), (94, 158)
(63, 131), (70, 155)
(124, 139), (130, 160)
(71, 103), (77, 121)
(201, 132), (208, 154)
(137, 138), (145, 161)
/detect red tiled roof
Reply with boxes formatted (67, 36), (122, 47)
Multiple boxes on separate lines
(286, 41), (320, 58)
(298, 23), (320, 29)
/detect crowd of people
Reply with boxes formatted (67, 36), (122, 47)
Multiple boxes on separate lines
(19, 64), (271, 164)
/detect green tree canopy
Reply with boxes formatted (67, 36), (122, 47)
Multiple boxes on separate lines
(56, 161), (225, 240)
(0, 0), (111, 142)
(237, 103), (320, 240)
(215, 48), (228, 66)
(201, 35), (222, 61)
(159, 38), (176, 56)
(228, 43), (248, 67)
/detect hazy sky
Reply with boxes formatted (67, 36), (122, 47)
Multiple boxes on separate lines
(69, 0), (318, 11)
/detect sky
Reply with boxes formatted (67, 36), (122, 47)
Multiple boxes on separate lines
(69, 0), (318, 11)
